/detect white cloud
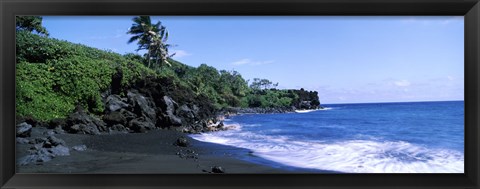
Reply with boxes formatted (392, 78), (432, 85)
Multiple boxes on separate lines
(171, 50), (191, 58)
(89, 33), (124, 40)
(89, 29), (126, 40)
(232, 59), (250, 65)
(231, 58), (274, 66)
(394, 80), (411, 87)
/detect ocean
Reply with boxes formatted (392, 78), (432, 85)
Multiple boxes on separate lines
(191, 101), (464, 173)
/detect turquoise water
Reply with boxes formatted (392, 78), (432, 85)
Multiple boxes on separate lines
(191, 101), (464, 173)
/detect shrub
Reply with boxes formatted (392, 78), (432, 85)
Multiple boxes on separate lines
(16, 32), (156, 121)
(16, 62), (75, 120)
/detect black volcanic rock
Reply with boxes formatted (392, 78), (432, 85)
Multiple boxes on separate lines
(64, 107), (106, 135)
(160, 96), (183, 127)
(175, 137), (189, 147)
(109, 124), (129, 133)
(103, 111), (127, 126)
(105, 94), (129, 113)
(212, 166), (225, 173)
(16, 122), (32, 137)
(110, 67), (123, 95)
(127, 90), (157, 122)
(128, 117), (155, 133)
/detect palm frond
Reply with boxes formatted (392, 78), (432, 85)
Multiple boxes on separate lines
(127, 35), (140, 44)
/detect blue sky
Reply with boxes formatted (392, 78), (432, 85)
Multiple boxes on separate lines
(41, 16), (464, 104)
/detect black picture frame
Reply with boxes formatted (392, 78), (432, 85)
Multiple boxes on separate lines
(1, 0), (479, 188)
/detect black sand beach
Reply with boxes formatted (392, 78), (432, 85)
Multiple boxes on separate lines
(16, 127), (327, 174)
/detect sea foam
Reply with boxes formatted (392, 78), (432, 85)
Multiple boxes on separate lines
(191, 130), (464, 173)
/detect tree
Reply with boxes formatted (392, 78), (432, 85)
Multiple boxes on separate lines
(127, 16), (173, 69)
(218, 70), (249, 97)
(260, 79), (273, 90)
(250, 78), (277, 90)
(16, 16), (49, 36)
(250, 78), (262, 91)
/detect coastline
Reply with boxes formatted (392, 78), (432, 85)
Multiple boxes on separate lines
(15, 86), (325, 173)
(16, 127), (332, 173)
(15, 97), (326, 173)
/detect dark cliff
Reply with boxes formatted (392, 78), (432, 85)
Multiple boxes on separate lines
(291, 88), (321, 110)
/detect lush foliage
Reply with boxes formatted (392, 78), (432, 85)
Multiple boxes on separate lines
(243, 89), (298, 108)
(16, 31), (156, 121)
(162, 63), (250, 109)
(157, 62), (318, 110)
(16, 16), (49, 36)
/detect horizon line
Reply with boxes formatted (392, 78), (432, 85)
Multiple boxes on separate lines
(322, 99), (464, 105)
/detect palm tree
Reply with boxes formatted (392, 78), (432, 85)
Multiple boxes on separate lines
(127, 16), (173, 68)
(149, 25), (173, 69)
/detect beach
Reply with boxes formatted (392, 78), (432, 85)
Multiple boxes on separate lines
(16, 126), (323, 174)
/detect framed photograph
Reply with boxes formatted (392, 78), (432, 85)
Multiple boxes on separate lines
(1, 0), (479, 188)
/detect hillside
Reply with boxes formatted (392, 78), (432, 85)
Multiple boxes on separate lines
(16, 31), (322, 134)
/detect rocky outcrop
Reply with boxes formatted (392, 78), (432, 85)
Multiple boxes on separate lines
(18, 136), (70, 165)
(109, 124), (129, 133)
(105, 94), (129, 113)
(20, 75), (322, 137)
(16, 122), (32, 137)
(63, 106), (107, 135)
(48, 82), (224, 135)
(128, 117), (155, 133)
(158, 96), (183, 127)
(18, 85), (319, 137)
(291, 88), (321, 109)
(103, 111), (127, 126)
(127, 90), (157, 123)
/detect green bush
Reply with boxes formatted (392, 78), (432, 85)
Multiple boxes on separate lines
(16, 62), (75, 120)
(242, 89), (300, 108)
(16, 32), (156, 121)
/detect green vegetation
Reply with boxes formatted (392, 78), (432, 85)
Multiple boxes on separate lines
(16, 16), (320, 122)
(16, 16), (49, 36)
(16, 31), (156, 121)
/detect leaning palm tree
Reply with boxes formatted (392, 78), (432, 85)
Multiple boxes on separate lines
(149, 25), (174, 69)
(127, 16), (173, 68)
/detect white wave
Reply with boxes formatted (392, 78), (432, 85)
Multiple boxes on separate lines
(319, 107), (333, 110)
(190, 132), (464, 173)
(295, 109), (318, 113)
(222, 123), (242, 131)
(295, 107), (333, 113)
(243, 123), (262, 127)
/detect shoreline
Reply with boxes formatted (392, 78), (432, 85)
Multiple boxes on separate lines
(15, 101), (326, 173)
(221, 106), (324, 116)
(16, 127), (333, 173)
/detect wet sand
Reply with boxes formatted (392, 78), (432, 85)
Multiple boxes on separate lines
(16, 128), (326, 174)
